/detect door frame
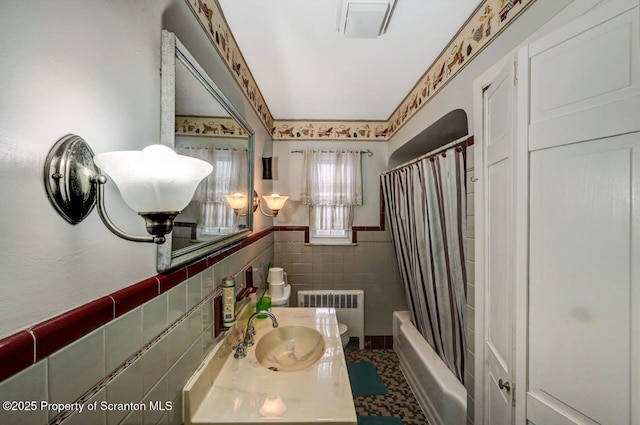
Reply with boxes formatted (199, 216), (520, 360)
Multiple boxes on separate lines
(472, 53), (513, 424)
(473, 52), (529, 425)
(513, 45), (530, 425)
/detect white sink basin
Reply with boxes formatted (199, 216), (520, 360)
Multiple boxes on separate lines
(255, 325), (326, 372)
(183, 307), (357, 424)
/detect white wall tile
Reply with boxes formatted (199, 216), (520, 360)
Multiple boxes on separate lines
(0, 360), (47, 425)
(201, 267), (215, 297)
(48, 328), (105, 419)
(167, 393), (183, 425)
(141, 337), (168, 395)
(106, 307), (142, 372)
(142, 375), (168, 425)
(143, 293), (168, 342)
(167, 284), (187, 324)
(105, 358), (142, 425)
(187, 276), (202, 310)
(120, 409), (143, 425)
(61, 388), (106, 425)
(167, 337), (201, 404)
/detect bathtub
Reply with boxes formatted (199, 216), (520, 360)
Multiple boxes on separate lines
(393, 311), (467, 425)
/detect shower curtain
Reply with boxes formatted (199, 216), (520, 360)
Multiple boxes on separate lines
(382, 145), (467, 383)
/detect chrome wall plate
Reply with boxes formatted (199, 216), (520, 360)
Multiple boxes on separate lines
(44, 134), (98, 224)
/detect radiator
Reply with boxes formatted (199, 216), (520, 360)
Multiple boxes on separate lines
(297, 289), (364, 349)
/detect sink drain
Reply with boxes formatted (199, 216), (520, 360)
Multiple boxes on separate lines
(268, 366), (279, 372)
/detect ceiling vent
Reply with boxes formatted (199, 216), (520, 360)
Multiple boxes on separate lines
(337, 0), (397, 39)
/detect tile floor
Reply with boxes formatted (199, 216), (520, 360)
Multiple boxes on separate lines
(344, 342), (429, 425)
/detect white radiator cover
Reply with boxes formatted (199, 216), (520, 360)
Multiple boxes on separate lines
(297, 289), (364, 349)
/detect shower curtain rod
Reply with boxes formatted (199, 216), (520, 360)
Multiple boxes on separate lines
(383, 135), (473, 174)
(290, 149), (374, 157)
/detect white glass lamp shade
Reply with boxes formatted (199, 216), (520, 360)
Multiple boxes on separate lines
(93, 145), (213, 213)
(224, 193), (248, 210)
(262, 194), (289, 212)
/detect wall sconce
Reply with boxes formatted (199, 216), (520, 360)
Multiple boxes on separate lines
(44, 134), (212, 244)
(262, 157), (273, 180)
(253, 191), (289, 217)
(224, 192), (248, 215)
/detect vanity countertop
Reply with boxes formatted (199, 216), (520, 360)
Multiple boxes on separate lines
(183, 307), (357, 425)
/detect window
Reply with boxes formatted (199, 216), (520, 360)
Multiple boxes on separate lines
(178, 146), (248, 233)
(301, 150), (362, 242)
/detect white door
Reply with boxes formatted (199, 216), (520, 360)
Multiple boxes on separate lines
(481, 58), (516, 425)
(523, 0), (640, 423)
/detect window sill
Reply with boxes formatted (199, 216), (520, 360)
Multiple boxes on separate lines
(304, 242), (358, 247)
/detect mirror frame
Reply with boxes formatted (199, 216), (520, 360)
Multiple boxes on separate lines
(157, 30), (255, 272)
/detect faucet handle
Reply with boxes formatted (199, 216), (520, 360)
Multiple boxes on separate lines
(244, 326), (256, 347)
(233, 339), (247, 359)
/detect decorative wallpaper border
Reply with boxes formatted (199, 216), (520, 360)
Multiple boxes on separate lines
(386, 0), (534, 137)
(187, 0), (274, 131)
(271, 120), (389, 141)
(187, 0), (535, 141)
(176, 115), (249, 138)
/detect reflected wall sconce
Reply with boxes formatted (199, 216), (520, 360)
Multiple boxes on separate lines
(44, 134), (212, 244)
(253, 191), (289, 217)
(224, 192), (249, 216)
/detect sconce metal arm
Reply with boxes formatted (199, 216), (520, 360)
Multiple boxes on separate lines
(256, 199), (278, 217)
(93, 175), (164, 244)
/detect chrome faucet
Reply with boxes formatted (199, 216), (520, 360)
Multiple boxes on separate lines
(243, 310), (278, 347)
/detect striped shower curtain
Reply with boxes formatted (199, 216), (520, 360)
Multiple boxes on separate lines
(382, 146), (467, 383)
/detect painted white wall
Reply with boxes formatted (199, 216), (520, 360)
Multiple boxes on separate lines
(0, 0), (272, 339)
(271, 141), (388, 226)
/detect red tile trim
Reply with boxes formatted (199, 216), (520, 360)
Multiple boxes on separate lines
(0, 331), (35, 382)
(187, 257), (209, 278)
(158, 267), (188, 293)
(273, 183), (388, 243)
(213, 294), (229, 338)
(245, 266), (253, 289)
(0, 228), (275, 383)
(111, 277), (160, 318)
(31, 297), (114, 361)
(273, 226), (311, 243)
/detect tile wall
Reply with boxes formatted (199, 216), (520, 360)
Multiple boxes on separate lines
(0, 234), (274, 425)
(465, 145), (476, 425)
(273, 228), (407, 338)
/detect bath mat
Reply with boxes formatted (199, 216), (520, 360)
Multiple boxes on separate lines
(347, 361), (388, 397)
(357, 416), (404, 425)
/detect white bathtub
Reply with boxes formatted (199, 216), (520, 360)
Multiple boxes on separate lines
(393, 311), (467, 425)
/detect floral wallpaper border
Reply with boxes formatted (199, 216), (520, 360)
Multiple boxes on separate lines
(386, 0), (534, 137)
(186, 0), (274, 130)
(187, 0), (534, 141)
(175, 115), (248, 138)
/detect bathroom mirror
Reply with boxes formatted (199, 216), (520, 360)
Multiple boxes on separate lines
(157, 30), (254, 272)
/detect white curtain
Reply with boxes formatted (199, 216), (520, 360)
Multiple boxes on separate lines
(300, 150), (363, 231)
(178, 147), (248, 231)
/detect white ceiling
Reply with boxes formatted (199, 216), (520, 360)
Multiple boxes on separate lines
(217, 0), (482, 121)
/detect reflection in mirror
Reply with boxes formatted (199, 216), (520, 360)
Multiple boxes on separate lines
(158, 30), (254, 272)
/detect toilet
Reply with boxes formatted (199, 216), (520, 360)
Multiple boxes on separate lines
(266, 268), (351, 348)
(268, 268), (291, 307)
(338, 322), (350, 348)
(269, 284), (291, 306)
